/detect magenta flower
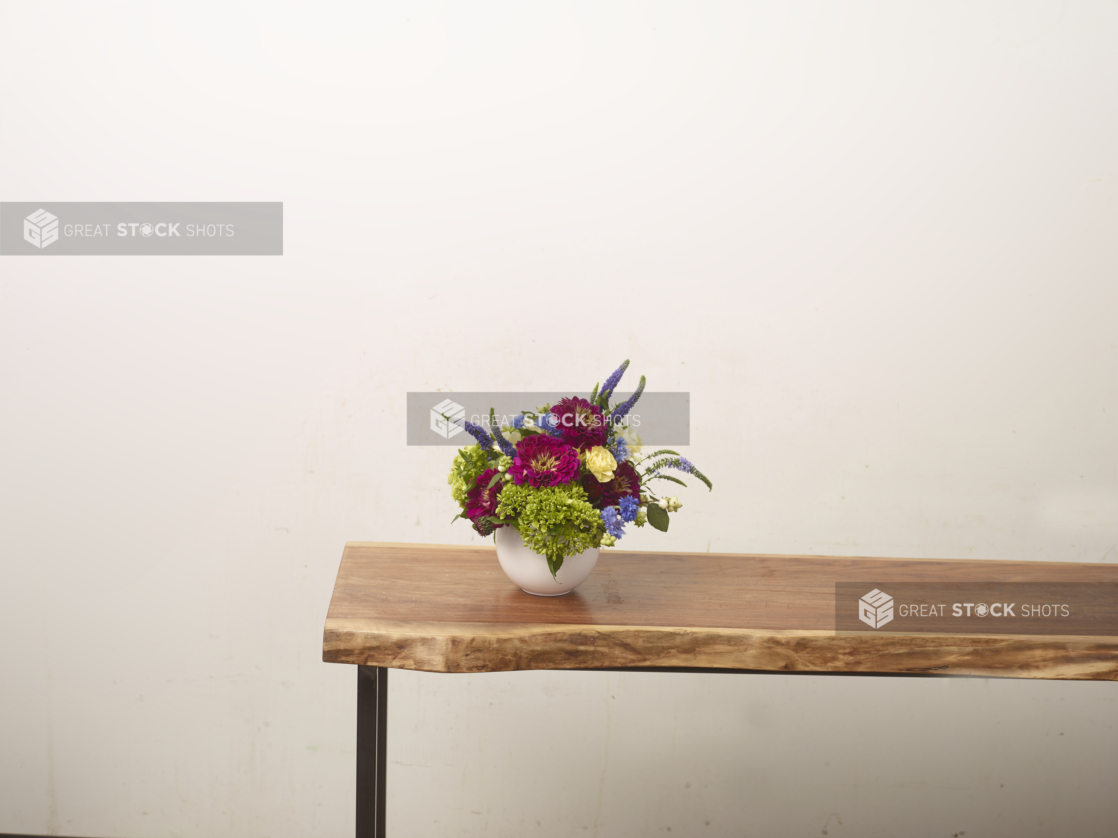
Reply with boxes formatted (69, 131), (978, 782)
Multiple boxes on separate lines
(550, 396), (607, 450)
(466, 469), (505, 534)
(508, 435), (580, 487)
(600, 461), (641, 507)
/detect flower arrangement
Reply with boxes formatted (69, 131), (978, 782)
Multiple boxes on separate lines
(448, 360), (712, 579)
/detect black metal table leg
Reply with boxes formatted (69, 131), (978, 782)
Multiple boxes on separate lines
(357, 666), (388, 838)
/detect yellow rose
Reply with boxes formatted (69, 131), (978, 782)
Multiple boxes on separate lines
(584, 446), (617, 483)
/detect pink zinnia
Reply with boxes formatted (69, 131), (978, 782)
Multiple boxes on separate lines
(550, 396), (608, 450)
(466, 469), (505, 533)
(508, 435), (580, 487)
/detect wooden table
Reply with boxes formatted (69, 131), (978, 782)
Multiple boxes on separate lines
(322, 542), (1118, 837)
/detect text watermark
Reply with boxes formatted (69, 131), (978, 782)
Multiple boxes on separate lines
(407, 392), (690, 446)
(836, 582), (1118, 636)
(1, 202), (282, 255)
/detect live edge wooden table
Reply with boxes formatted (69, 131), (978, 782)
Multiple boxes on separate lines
(322, 542), (1118, 838)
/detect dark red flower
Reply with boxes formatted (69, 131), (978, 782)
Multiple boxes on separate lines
(508, 435), (580, 487)
(580, 472), (607, 508)
(466, 468), (505, 534)
(600, 461), (641, 507)
(550, 396), (607, 450)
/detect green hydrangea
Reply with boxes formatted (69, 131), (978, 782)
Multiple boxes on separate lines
(448, 444), (492, 505)
(496, 482), (605, 577)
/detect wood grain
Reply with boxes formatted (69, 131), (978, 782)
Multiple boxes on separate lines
(322, 543), (1118, 679)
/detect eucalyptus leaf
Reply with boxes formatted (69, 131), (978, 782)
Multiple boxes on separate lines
(646, 503), (670, 532)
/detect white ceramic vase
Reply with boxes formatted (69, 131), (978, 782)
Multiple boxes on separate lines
(494, 526), (601, 596)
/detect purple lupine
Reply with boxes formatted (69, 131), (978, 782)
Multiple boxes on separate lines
(645, 456), (710, 490)
(609, 375), (646, 423)
(463, 421), (494, 450)
(490, 424), (517, 459)
(599, 359), (630, 402)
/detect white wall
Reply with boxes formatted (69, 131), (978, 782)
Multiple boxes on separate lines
(1, 3), (1116, 837)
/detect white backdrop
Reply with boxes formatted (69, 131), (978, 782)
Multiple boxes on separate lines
(1, 3), (1116, 837)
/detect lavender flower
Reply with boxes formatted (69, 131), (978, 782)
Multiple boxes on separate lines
(618, 495), (639, 523)
(609, 375), (646, 424)
(647, 457), (690, 477)
(644, 455), (712, 490)
(601, 506), (626, 539)
(599, 359), (630, 402)
(490, 424), (517, 459)
(463, 421), (494, 450)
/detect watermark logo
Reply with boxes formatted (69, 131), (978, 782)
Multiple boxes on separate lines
(430, 398), (465, 440)
(835, 582), (1112, 635)
(858, 589), (894, 629)
(1, 202), (282, 255)
(406, 391), (690, 446)
(23, 209), (59, 249)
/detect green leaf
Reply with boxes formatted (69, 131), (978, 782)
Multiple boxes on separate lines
(451, 512), (464, 523)
(646, 503), (670, 532)
(590, 382), (599, 403)
(547, 554), (565, 580)
(645, 449), (681, 459)
(486, 472), (503, 489)
(649, 474), (687, 487)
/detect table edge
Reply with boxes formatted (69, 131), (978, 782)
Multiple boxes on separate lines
(322, 616), (1118, 680)
(343, 541), (1118, 568)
